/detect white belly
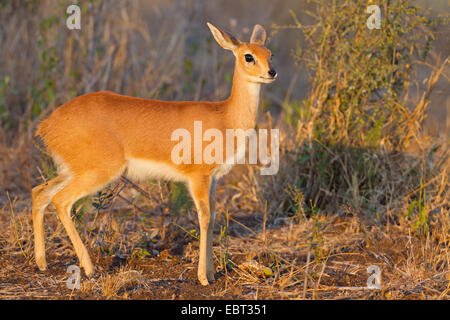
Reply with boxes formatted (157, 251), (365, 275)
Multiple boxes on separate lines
(125, 158), (188, 182)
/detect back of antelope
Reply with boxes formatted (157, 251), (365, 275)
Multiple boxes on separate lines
(32, 22), (277, 286)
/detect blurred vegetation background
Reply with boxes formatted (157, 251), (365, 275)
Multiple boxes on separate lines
(0, 0), (448, 223)
(0, 0), (447, 224)
(0, 0), (448, 137)
(0, 0), (449, 222)
(0, 0), (448, 299)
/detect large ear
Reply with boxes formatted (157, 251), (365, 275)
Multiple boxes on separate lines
(250, 24), (267, 45)
(207, 22), (240, 51)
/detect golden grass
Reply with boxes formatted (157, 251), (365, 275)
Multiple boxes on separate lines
(0, 0), (448, 300)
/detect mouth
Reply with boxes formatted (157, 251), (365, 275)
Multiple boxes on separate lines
(259, 76), (277, 83)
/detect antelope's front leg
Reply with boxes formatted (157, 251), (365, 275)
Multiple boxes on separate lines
(190, 175), (214, 286)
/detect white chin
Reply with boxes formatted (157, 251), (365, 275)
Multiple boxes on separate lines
(261, 78), (275, 84)
(248, 77), (275, 84)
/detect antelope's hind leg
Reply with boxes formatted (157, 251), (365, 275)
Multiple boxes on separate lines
(32, 175), (70, 271)
(51, 167), (125, 277)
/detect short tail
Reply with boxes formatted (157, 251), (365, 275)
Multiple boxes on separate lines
(35, 119), (48, 138)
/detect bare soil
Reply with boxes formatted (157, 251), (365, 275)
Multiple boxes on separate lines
(0, 175), (448, 300)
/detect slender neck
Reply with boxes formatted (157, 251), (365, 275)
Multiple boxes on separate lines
(226, 63), (261, 128)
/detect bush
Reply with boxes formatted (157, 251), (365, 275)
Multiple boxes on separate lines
(272, 0), (448, 223)
(280, 0), (443, 149)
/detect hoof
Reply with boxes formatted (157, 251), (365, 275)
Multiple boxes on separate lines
(198, 275), (210, 286)
(37, 264), (47, 272)
(36, 258), (47, 271)
(84, 264), (95, 278)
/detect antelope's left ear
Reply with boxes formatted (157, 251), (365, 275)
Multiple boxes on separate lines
(250, 24), (267, 45)
(207, 22), (241, 51)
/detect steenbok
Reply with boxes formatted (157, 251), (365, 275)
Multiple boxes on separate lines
(33, 22), (277, 285)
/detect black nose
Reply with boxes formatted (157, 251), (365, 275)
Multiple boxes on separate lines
(268, 69), (277, 78)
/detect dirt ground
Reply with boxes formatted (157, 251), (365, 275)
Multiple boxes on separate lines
(0, 169), (448, 300)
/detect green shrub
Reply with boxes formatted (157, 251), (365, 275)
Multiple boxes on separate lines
(274, 0), (447, 220)
(278, 0), (438, 149)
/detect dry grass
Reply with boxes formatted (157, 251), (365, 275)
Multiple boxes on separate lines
(0, 131), (448, 299)
(0, 0), (449, 300)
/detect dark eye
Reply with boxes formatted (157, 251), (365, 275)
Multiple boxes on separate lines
(244, 54), (254, 63)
